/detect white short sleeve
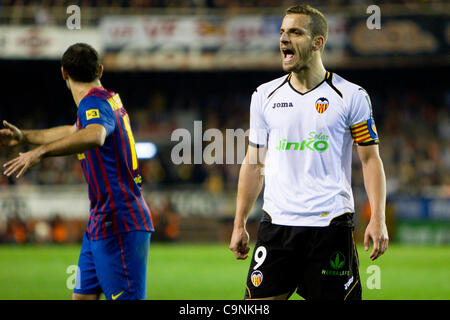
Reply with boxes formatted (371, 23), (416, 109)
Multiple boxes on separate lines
(249, 89), (268, 147)
(347, 87), (373, 127)
(348, 88), (379, 145)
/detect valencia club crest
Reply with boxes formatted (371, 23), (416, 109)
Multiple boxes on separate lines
(315, 97), (329, 114)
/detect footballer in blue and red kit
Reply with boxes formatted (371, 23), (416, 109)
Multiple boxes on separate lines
(73, 86), (154, 300)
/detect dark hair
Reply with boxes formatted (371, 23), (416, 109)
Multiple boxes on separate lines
(286, 5), (328, 49)
(61, 43), (100, 82)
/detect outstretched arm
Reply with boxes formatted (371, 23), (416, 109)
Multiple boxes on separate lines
(22, 125), (78, 145)
(229, 145), (266, 260)
(0, 120), (77, 146)
(357, 144), (389, 261)
(3, 124), (106, 178)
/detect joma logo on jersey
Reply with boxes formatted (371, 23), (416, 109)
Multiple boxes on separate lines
(315, 97), (329, 114)
(272, 102), (294, 109)
(276, 131), (329, 151)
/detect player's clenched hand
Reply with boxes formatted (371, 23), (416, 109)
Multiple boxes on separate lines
(364, 219), (389, 261)
(0, 120), (25, 147)
(3, 146), (44, 178)
(229, 226), (250, 260)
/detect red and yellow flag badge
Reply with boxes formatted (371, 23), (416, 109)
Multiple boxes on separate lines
(315, 97), (329, 114)
(251, 270), (263, 287)
(350, 118), (379, 144)
(86, 109), (100, 120)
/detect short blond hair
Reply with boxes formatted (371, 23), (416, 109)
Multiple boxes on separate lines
(286, 5), (328, 47)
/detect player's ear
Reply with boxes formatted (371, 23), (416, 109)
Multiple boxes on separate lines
(98, 65), (104, 79)
(61, 67), (69, 80)
(312, 36), (325, 52)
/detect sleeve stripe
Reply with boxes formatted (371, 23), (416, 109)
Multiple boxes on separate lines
(350, 118), (379, 145)
(358, 140), (379, 146)
(351, 126), (370, 135)
(354, 134), (372, 143)
(351, 130), (370, 138)
(350, 122), (367, 130)
(249, 141), (266, 148)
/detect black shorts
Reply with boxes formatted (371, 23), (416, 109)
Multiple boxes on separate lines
(244, 212), (362, 301)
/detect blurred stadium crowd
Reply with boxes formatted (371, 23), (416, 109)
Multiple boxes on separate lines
(0, 0), (448, 244)
(1, 71), (448, 243)
(0, 71), (448, 196)
(2, 0), (446, 28)
(1, 0), (445, 8)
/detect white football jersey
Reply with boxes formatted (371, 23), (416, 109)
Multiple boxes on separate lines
(249, 71), (379, 227)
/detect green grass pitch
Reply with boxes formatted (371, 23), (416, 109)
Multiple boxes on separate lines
(0, 243), (448, 300)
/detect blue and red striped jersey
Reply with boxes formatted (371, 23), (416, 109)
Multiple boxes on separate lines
(76, 86), (154, 240)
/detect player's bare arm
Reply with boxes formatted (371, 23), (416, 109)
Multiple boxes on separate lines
(21, 124), (77, 145)
(0, 120), (25, 147)
(0, 120), (77, 146)
(3, 123), (106, 178)
(230, 145), (266, 260)
(357, 144), (389, 261)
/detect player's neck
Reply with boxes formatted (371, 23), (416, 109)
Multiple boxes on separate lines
(289, 58), (326, 94)
(70, 80), (103, 107)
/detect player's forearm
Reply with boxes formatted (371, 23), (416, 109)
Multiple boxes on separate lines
(23, 125), (76, 145)
(234, 162), (265, 228)
(37, 126), (105, 158)
(361, 155), (387, 223)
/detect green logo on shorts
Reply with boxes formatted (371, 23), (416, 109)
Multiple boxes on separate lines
(330, 251), (345, 270)
(322, 251), (350, 276)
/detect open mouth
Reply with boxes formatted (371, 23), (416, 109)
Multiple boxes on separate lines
(281, 48), (295, 63)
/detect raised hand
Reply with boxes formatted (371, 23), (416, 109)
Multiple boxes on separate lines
(0, 120), (25, 147)
(3, 147), (45, 178)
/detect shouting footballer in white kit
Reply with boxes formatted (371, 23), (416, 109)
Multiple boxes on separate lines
(229, 4), (389, 300)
